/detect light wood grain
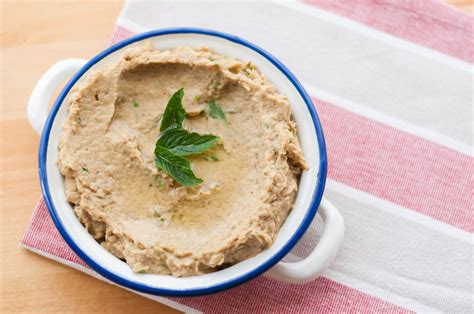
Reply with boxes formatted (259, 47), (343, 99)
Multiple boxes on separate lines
(446, 0), (474, 13)
(0, 1), (470, 313)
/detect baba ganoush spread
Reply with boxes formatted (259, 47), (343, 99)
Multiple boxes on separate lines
(58, 45), (307, 276)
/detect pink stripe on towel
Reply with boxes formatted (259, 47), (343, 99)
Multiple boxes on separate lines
(304, 0), (474, 63)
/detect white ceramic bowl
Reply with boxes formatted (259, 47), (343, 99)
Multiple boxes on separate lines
(28, 28), (344, 296)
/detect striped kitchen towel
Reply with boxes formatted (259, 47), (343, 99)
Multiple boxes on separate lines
(21, 1), (473, 313)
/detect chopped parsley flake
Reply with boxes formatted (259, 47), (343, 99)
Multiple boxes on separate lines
(207, 100), (227, 125)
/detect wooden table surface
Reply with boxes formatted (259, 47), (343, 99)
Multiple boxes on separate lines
(0, 1), (471, 313)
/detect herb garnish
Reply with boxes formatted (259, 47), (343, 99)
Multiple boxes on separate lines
(81, 167), (89, 172)
(152, 211), (165, 223)
(209, 81), (220, 90)
(160, 88), (186, 132)
(207, 100), (227, 125)
(155, 145), (204, 186)
(157, 129), (219, 156)
(203, 153), (219, 161)
(154, 89), (220, 186)
(132, 99), (139, 108)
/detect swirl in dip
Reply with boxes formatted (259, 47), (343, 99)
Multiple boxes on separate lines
(58, 45), (307, 276)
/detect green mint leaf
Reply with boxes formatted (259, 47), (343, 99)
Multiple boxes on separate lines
(154, 89), (221, 186)
(157, 129), (219, 156)
(132, 99), (139, 108)
(155, 145), (203, 186)
(207, 100), (227, 125)
(160, 88), (185, 132)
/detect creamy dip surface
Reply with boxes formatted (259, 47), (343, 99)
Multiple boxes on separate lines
(58, 45), (307, 276)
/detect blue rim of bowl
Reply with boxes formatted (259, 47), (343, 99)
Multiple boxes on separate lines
(38, 27), (327, 296)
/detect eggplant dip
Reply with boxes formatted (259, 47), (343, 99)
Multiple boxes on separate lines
(58, 45), (307, 276)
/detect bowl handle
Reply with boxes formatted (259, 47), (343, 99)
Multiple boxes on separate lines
(265, 197), (345, 284)
(27, 59), (87, 134)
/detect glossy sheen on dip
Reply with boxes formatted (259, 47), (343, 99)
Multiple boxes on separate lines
(58, 45), (307, 276)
